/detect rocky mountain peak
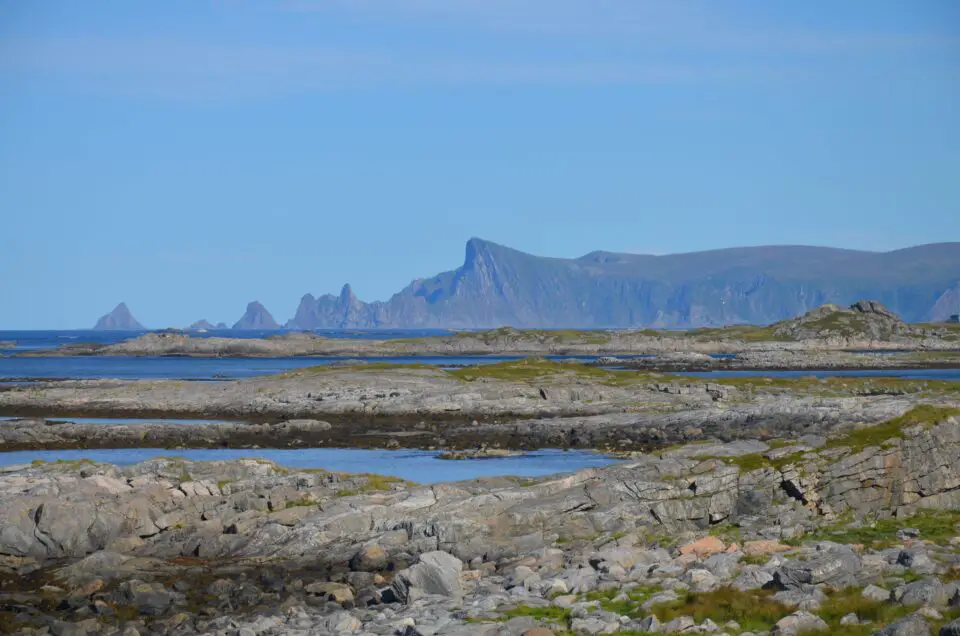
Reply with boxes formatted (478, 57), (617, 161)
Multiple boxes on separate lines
(92, 303), (145, 331)
(232, 301), (280, 330)
(339, 284), (356, 304)
(462, 237), (511, 270)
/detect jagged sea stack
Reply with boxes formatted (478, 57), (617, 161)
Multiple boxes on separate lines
(232, 301), (280, 330)
(92, 302), (145, 330)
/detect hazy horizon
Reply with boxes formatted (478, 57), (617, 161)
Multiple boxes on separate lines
(8, 237), (960, 331)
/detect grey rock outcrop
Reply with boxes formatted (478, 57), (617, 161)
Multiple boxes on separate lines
(773, 544), (863, 590)
(391, 551), (464, 602)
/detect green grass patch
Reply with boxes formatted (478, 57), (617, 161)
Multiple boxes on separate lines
(500, 604), (572, 623)
(826, 404), (960, 453)
(275, 362), (436, 378)
(651, 588), (791, 632)
(448, 357), (619, 383)
(456, 327), (612, 346)
(284, 497), (317, 509)
(692, 448), (808, 474)
(334, 473), (413, 497)
(813, 586), (916, 635)
(686, 324), (793, 343)
(804, 509), (960, 548)
(585, 585), (663, 617)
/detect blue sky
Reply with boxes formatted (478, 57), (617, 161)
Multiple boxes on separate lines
(1, 0), (958, 329)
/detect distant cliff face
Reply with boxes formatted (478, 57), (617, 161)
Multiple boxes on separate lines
(284, 239), (960, 329)
(232, 301), (280, 330)
(93, 303), (145, 331)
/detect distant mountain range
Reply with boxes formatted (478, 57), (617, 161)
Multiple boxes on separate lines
(93, 239), (960, 330)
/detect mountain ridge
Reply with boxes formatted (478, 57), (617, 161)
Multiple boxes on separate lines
(280, 239), (960, 329)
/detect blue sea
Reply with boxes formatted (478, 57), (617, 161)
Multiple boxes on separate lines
(0, 447), (619, 484)
(0, 328), (451, 353)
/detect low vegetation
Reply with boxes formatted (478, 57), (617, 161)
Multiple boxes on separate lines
(448, 358), (616, 382)
(694, 406), (960, 476)
(334, 472), (413, 497)
(802, 509), (960, 548)
(490, 584), (960, 635)
(685, 324), (793, 343)
(825, 404), (960, 453)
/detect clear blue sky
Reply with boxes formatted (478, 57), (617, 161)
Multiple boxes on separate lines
(2, 0), (958, 329)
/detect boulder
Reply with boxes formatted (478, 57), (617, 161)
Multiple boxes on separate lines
(391, 550), (464, 602)
(350, 544), (389, 572)
(743, 540), (792, 557)
(679, 536), (725, 559)
(875, 614), (931, 636)
(112, 580), (177, 616)
(863, 584), (892, 602)
(894, 578), (951, 607)
(772, 611), (828, 635)
(773, 545), (862, 590)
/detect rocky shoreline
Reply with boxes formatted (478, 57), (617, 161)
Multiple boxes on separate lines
(4, 406), (960, 634)
(1, 359), (955, 452)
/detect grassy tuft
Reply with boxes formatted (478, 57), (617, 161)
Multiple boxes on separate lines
(500, 604), (572, 623)
(652, 588), (790, 632)
(284, 497), (317, 509)
(448, 357), (612, 382)
(334, 473), (413, 497)
(803, 509), (960, 548)
(826, 405), (960, 453)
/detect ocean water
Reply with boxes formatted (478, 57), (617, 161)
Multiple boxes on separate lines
(0, 447), (619, 484)
(0, 355), (957, 382)
(0, 329), (452, 353)
(0, 354), (612, 380)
